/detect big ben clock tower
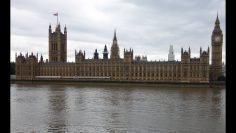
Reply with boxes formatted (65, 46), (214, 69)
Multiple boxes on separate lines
(210, 13), (223, 81)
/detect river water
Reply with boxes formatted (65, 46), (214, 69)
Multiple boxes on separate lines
(11, 83), (225, 133)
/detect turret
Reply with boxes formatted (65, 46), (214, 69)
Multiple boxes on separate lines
(188, 46), (191, 56)
(75, 50), (85, 63)
(49, 24), (52, 33)
(200, 48), (210, 82)
(40, 54), (43, 63)
(94, 49), (99, 59)
(181, 48), (191, 82)
(124, 48), (133, 63)
(181, 48), (191, 64)
(103, 44), (108, 59)
(200, 48), (209, 59)
(64, 25), (67, 34)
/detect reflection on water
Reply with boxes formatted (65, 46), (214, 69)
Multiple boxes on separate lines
(11, 83), (225, 133)
(47, 86), (69, 132)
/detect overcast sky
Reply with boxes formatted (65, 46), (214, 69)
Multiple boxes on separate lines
(11, 0), (225, 64)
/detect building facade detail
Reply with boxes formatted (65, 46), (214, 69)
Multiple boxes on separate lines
(15, 14), (223, 82)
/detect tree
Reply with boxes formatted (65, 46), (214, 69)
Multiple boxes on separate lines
(10, 62), (15, 75)
(217, 75), (225, 81)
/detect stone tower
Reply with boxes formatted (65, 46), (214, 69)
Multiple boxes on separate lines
(15, 52), (38, 80)
(110, 30), (120, 59)
(124, 48), (133, 63)
(181, 47), (191, 82)
(75, 50), (85, 63)
(210, 13), (223, 81)
(200, 47), (210, 82)
(49, 24), (67, 62)
(168, 45), (175, 61)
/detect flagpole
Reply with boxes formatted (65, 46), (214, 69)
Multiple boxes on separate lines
(53, 12), (59, 25)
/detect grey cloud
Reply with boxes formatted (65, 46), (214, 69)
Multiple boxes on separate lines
(11, 0), (225, 63)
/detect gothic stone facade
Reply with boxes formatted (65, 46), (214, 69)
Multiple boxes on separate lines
(210, 14), (223, 81)
(15, 15), (223, 82)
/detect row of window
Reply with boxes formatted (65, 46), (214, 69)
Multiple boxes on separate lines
(77, 67), (182, 72)
(78, 73), (181, 80)
(77, 72), (181, 78)
(79, 64), (181, 69)
(40, 67), (74, 76)
(41, 71), (74, 76)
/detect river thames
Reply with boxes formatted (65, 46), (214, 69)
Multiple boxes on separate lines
(11, 83), (225, 133)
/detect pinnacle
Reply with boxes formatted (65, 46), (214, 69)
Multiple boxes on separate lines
(215, 12), (220, 24)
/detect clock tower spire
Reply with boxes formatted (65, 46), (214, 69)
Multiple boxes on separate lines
(210, 13), (223, 81)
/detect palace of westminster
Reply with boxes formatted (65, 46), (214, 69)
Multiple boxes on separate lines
(15, 14), (224, 82)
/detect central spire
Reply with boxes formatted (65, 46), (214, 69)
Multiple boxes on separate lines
(113, 29), (117, 41)
(110, 29), (120, 59)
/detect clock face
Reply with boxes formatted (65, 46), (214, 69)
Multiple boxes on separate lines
(215, 36), (220, 42)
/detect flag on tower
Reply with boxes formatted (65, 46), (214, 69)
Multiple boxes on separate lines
(53, 12), (59, 25)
